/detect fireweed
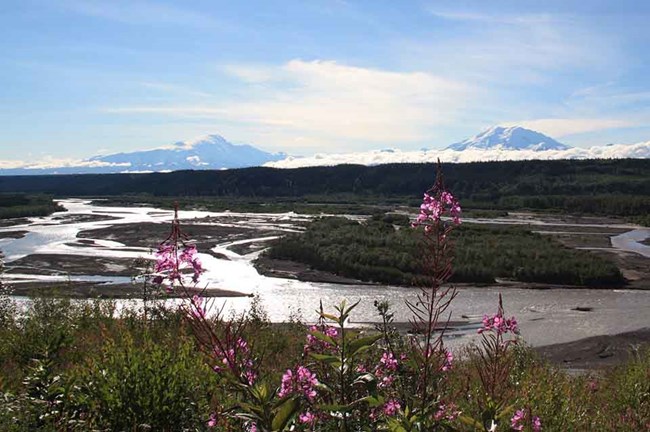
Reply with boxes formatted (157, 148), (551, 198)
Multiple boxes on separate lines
(383, 164), (463, 430)
(510, 408), (542, 432)
(151, 207), (280, 431)
(151, 168), (540, 431)
(459, 294), (524, 431)
(151, 205), (203, 292)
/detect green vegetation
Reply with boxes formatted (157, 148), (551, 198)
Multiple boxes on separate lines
(90, 194), (396, 215)
(0, 194), (64, 220)
(0, 159), (650, 225)
(262, 215), (625, 287)
(0, 297), (647, 431)
(0, 297), (305, 431)
(0, 159), (648, 222)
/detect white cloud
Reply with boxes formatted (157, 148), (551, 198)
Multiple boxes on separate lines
(405, 8), (619, 88)
(108, 59), (472, 151)
(501, 118), (639, 137)
(264, 141), (650, 168)
(2, 140), (647, 173)
(221, 64), (278, 84)
(0, 157), (129, 170)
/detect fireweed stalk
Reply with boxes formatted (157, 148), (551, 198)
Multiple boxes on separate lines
(459, 294), (523, 431)
(476, 294), (519, 404)
(406, 164), (461, 409)
(302, 300), (384, 431)
(152, 204), (203, 294)
(152, 206), (274, 430)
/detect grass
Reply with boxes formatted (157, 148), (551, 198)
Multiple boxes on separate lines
(0, 295), (647, 431)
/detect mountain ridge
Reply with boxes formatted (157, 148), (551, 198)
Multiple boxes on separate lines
(1, 126), (647, 175)
(88, 134), (285, 170)
(0, 135), (285, 175)
(446, 125), (571, 151)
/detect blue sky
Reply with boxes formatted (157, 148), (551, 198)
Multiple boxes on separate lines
(1, 0), (649, 161)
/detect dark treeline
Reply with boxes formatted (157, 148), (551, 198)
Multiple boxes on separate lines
(0, 194), (64, 220)
(0, 159), (648, 219)
(261, 215), (625, 287)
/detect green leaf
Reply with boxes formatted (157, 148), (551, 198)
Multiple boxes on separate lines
(458, 414), (485, 430)
(348, 334), (382, 356)
(238, 402), (266, 418)
(272, 397), (300, 431)
(320, 312), (340, 322)
(347, 299), (361, 313)
(308, 330), (337, 347)
(364, 395), (385, 408)
(309, 353), (339, 363)
(315, 382), (334, 394)
(496, 403), (516, 420)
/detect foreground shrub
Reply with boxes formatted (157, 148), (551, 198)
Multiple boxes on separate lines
(77, 334), (215, 431)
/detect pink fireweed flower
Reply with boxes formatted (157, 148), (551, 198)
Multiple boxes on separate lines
(478, 313), (519, 335)
(412, 189), (461, 228)
(304, 325), (338, 353)
(190, 295), (207, 319)
(153, 242), (204, 287)
(278, 366), (319, 402)
(510, 409), (542, 432)
(207, 412), (217, 428)
(245, 369), (257, 385)
(299, 411), (317, 426)
(379, 351), (399, 371)
(383, 399), (401, 416)
(511, 409), (526, 431)
(375, 351), (399, 389)
(379, 375), (395, 388)
(434, 402), (460, 422)
(211, 336), (256, 384)
(441, 348), (453, 372)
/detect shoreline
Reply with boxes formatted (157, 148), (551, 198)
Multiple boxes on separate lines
(533, 327), (650, 370)
(345, 322), (650, 371)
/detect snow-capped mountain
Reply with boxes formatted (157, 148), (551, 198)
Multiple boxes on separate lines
(0, 135), (285, 175)
(88, 134), (284, 171)
(1, 127), (647, 175)
(265, 126), (647, 168)
(446, 126), (571, 151)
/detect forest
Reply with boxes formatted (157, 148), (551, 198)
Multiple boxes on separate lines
(260, 215), (625, 287)
(0, 159), (648, 221)
(0, 194), (64, 220)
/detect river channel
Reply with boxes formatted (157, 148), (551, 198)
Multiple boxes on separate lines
(0, 199), (648, 348)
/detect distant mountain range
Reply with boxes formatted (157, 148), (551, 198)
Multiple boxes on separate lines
(266, 126), (649, 168)
(446, 126), (571, 151)
(0, 135), (285, 175)
(0, 126), (647, 175)
(88, 134), (285, 171)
